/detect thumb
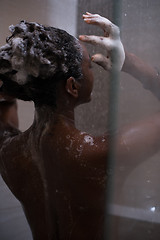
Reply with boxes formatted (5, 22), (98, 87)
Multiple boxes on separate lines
(91, 53), (112, 71)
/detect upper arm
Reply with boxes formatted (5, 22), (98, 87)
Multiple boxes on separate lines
(122, 51), (160, 100)
(0, 100), (19, 128)
(78, 113), (160, 179)
(115, 113), (160, 167)
(0, 102), (21, 177)
(0, 99), (20, 146)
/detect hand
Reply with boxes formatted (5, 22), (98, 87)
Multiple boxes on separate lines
(79, 12), (125, 71)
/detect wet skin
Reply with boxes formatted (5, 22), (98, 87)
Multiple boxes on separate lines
(1, 47), (160, 240)
(0, 47), (108, 240)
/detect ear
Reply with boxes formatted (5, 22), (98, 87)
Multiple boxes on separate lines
(65, 77), (81, 98)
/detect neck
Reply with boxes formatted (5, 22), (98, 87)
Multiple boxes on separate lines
(33, 104), (75, 127)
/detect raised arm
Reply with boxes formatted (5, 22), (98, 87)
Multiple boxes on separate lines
(80, 13), (160, 170)
(115, 112), (160, 163)
(0, 81), (18, 125)
(122, 51), (160, 100)
(80, 12), (160, 100)
(0, 100), (18, 127)
(79, 12), (125, 72)
(0, 84), (19, 144)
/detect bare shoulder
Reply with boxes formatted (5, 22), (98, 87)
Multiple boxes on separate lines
(40, 123), (109, 168)
(65, 130), (109, 183)
(53, 125), (109, 167)
(72, 130), (109, 164)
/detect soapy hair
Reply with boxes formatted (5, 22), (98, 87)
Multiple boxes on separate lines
(0, 20), (83, 107)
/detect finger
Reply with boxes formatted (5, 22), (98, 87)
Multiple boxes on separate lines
(82, 13), (120, 39)
(83, 13), (112, 28)
(83, 12), (100, 19)
(83, 13), (107, 26)
(79, 35), (114, 50)
(91, 53), (112, 71)
(85, 12), (92, 15)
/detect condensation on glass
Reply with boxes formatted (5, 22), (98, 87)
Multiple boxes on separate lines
(0, 0), (160, 239)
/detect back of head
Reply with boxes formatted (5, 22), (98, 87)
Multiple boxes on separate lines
(0, 21), (83, 107)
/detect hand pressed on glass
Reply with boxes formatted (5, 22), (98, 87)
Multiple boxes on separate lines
(79, 12), (125, 71)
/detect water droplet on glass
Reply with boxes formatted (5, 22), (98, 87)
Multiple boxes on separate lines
(150, 206), (155, 212)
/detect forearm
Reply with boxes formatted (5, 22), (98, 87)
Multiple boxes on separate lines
(0, 99), (20, 147)
(122, 51), (160, 99)
(116, 112), (160, 167)
(0, 99), (19, 129)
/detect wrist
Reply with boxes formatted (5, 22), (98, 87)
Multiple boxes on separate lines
(121, 51), (135, 73)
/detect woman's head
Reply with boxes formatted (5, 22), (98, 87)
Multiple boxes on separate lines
(0, 20), (83, 107)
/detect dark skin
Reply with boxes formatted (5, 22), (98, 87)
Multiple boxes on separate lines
(0, 45), (160, 240)
(1, 13), (160, 238)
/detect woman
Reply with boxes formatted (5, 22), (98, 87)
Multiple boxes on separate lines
(0, 13), (160, 240)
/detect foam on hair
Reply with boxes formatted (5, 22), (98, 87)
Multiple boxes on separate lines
(0, 20), (83, 106)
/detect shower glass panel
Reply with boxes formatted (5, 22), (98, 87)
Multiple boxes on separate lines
(0, 0), (160, 239)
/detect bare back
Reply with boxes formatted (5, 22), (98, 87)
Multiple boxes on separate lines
(0, 114), (108, 240)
